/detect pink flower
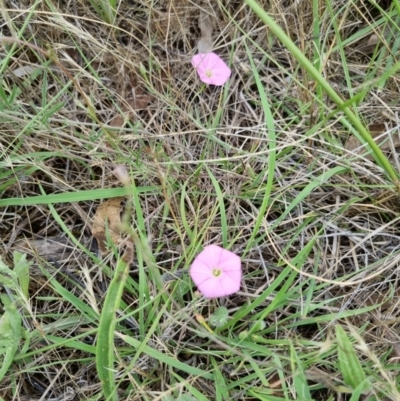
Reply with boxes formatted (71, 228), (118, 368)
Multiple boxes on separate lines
(191, 52), (231, 86)
(190, 245), (241, 298)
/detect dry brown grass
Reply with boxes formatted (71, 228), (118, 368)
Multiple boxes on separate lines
(1, 0), (400, 400)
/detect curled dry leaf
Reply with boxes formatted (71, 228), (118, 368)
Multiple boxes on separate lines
(345, 123), (400, 159)
(14, 237), (91, 260)
(355, 26), (392, 55)
(267, 372), (285, 398)
(10, 64), (42, 78)
(109, 87), (153, 128)
(91, 197), (124, 255)
(121, 242), (134, 264)
(109, 114), (126, 128)
(197, 11), (214, 53)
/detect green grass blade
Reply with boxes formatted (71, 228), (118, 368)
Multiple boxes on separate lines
(0, 299), (22, 382)
(336, 324), (366, 390)
(271, 166), (347, 229)
(116, 332), (213, 379)
(244, 0), (399, 183)
(211, 356), (229, 401)
(180, 180), (194, 240)
(349, 378), (371, 401)
(12, 252), (31, 299)
(243, 40), (277, 254)
(205, 166), (228, 247)
(96, 248), (132, 401)
(45, 274), (99, 323)
(221, 265), (293, 330)
(290, 343), (312, 400)
(0, 186), (159, 207)
(171, 372), (211, 401)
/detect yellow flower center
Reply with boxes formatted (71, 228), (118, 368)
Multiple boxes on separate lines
(205, 69), (213, 77)
(212, 268), (222, 277)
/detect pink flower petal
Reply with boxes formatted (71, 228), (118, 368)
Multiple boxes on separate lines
(190, 259), (213, 287)
(197, 274), (240, 298)
(218, 275), (241, 296)
(191, 52), (231, 86)
(223, 268), (242, 285)
(195, 245), (223, 266)
(218, 255), (241, 272)
(189, 245), (241, 298)
(218, 248), (239, 264)
(191, 53), (208, 69)
(197, 277), (224, 298)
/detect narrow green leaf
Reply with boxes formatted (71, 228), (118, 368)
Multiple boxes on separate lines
(0, 186), (159, 207)
(243, 39), (277, 254)
(96, 250), (132, 401)
(0, 302), (22, 381)
(45, 335), (96, 354)
(271, 166), (348, 229)
(180, 181), (194, 239)
(290, 343), (312, 401)
(117, 333), (213, 379)
(349, 378), (371, 401)
(171, 373), (210, 401)
(45, 275), (99, 323)
(13, 252), (31, 299)
(336, 325), (366, 390)
(244, 0), (399, 183)
(211, 357), (229, 401)
(205, 166), (228, 247)
(222, 265), (293, 330)
(0, 256), (17, 287)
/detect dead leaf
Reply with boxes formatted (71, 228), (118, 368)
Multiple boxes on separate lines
(91, 197), (124, 255)
(267, 371), (285, 398)
(345, 123), (400, 158)
(10, 64), (42, 78)
(356, 34), (379, 55)
(63, 47), (82, 65)
(306, 367), (341, 391)
(109, 114), (126, 128)
(14, 236), (90, 260)
(126, 86), (153, 110)
(199, 11), (214, 35)
(355, 26), (392, 55)
(122, 242), (134, 264)
(109, 87), (153, 127)
(197, 11), (214, 53)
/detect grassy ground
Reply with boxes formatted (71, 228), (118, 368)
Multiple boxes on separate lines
(1, 0), (400, 400)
